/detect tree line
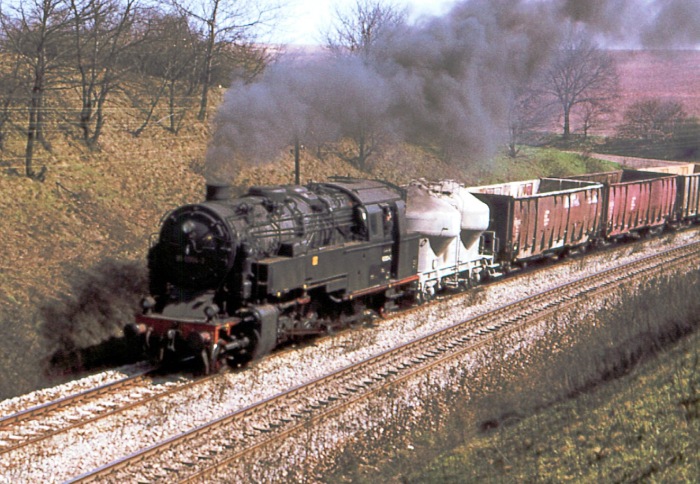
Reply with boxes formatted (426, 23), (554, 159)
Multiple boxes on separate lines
(0, 0), (278, 180)
(2, 0), (698, 181)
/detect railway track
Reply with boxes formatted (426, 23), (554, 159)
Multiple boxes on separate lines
(67, 240), (700, 483)
(0, 368), (219, 457)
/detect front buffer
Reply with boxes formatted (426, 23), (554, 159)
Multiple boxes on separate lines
(125, 299), (278, 374)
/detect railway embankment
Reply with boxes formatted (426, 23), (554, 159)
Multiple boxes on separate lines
(317, 251), (700, 482)
(399, 278), (700, 483)
(1, 230), (698, 482)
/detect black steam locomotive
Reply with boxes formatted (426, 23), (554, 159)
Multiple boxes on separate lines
(125, 178), (420, 373)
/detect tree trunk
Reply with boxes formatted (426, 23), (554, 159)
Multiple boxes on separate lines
(25, 86), (41, 178)
(358, 135), (366, 171)
(198, 31), (214, 121)
(508, 141), (518, 158)
(294, 138), (300, 184)
(79, 100), (92, 142)
(90, 95), (107, 148)
(198, 75), (210, 121)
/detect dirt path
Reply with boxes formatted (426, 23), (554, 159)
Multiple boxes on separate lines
(590, 153), (690, 169)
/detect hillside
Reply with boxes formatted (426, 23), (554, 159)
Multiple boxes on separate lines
(0, 49), (696, 399)
(407, 328), (700, 482)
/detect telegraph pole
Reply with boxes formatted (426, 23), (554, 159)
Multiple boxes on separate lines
(294, 138), (300, 185)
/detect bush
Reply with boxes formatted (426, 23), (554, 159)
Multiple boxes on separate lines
(605, 98), (700, 161)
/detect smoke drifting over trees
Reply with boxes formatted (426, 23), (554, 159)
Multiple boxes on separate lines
(559, 0), (700, 48)
(206, 0), (700, 181)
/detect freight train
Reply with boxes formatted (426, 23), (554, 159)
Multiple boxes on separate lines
(124, 165), (700, 373)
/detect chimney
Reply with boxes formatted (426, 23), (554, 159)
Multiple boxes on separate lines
(206, 183), (233, 201)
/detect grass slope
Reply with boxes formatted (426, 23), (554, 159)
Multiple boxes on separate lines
(409, 330), (700, 483)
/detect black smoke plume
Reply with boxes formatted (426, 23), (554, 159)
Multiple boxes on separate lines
(206, 0), (700, 181)
(39, 259), (148, 375)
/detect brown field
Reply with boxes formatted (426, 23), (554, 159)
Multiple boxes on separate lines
(600, 50), (700, 133)
(614, 50), (700, 113)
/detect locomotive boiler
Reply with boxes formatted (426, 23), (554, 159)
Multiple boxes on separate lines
(125, 178), (420, 373)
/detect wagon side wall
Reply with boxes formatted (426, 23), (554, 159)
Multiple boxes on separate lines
(676, 166), (700, 221)
(473, 185), (604, 264)
(604, 172), (677, 237)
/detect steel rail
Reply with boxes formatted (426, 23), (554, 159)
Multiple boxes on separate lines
(0, 369), (154, 430)
(0, 368), (220, 456)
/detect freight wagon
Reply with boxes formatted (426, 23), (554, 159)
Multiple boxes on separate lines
(404, 179), (499, 300)
(639, 164), (700, 223)
(469, 178), (605, 266)
(572, 170), (677, 238)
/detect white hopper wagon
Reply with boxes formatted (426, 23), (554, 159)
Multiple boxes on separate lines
(405, 179), (499, 301)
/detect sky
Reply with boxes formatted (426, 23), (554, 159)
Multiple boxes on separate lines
(274, 0), (458, 45)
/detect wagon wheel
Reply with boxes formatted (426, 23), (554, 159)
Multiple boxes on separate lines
(420, 285), (435, 303)
(349, 301), (367, 328)
(209, 343), (225, 374)
(469, 271), (480, 287)
(153, 345), (177, 370)
(362, 309), (379, 327)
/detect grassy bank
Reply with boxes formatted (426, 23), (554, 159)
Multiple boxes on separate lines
(409, 330), (700, 483)
(415, 273), (700, 482)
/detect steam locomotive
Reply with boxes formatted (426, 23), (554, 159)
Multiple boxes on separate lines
(125, 164), (700, 373)
(126, 178), (425, 373)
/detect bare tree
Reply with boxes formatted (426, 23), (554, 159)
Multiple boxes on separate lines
(577, 99), (613, 140)
(506, 84), (555, 158)
(170, 0), (280, 121)
(335, 123), (382, 171)
(323, 0), (406, 171)
(541, 30), (618, 139)
(67, 0), (143, 148)
(0, 52), (24, 150)
(158, 13), (200, 133)
(617, 99), (687, 141)
(1, 0), (73, 179)
(122, 62), (168, 136)
(127, 10), (201, 135)
(324, 0), (405, 57)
